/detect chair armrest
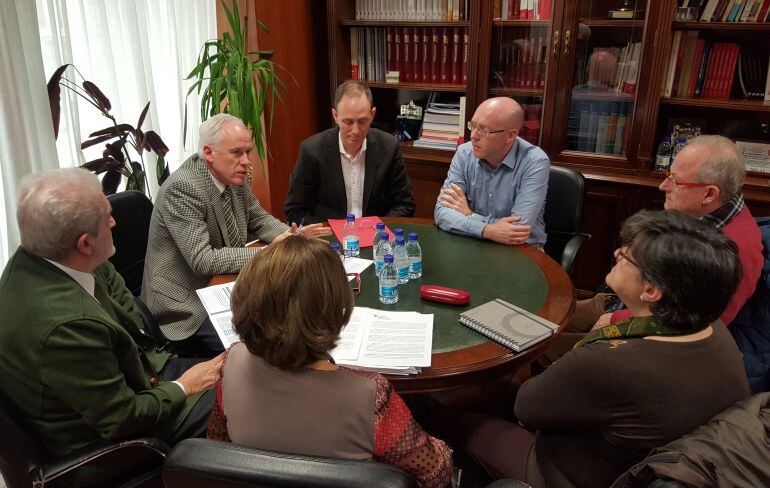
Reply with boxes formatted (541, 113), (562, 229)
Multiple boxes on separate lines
(163, 438), (417, 488)
(34, 437), (168, 486)
(561, 233), (590, 276)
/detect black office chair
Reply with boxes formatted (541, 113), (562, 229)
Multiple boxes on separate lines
(107, 190), (153, 297)
(162, 439), (532, 488)
(543, 166), (590, 276)
(0, 391), (167, 488)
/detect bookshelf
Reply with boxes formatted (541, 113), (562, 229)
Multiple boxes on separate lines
(325, 0), (770, 294)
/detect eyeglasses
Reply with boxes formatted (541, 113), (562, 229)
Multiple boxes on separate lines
(664, 172), (712, 188)
(615, 248), (640, 269)
(347, 273), (361, 295)
(467, 121), (508, 137)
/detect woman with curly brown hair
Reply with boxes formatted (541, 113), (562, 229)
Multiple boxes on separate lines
(207, 236), (452, 487)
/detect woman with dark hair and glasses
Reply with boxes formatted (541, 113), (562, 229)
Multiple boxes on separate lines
(450, 210), (750, 487)
(206, 236), (452, 487)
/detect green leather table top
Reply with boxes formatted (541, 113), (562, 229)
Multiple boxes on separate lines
(334, 223), (549, 354)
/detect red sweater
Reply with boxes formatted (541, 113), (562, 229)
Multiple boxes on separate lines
(612, 206), (763, 326)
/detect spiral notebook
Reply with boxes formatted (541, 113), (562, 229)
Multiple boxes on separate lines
(458, 299), (559, 352)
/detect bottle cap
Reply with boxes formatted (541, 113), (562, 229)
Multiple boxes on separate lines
(394, 228), (404, 236)
(384, 253), (394, 263)
(346, 213), (355, 221)
(408, 232), (418, 240)
(330, 242), (340, 250)
(379, 231), (389, 240)
(395, 236), (405, 245)
(376, 222), (385, 229)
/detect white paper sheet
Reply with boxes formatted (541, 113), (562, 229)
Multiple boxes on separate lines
(196, 282), (238, 348)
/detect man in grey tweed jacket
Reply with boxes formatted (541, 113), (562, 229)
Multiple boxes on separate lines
(142, 114), (329, 356)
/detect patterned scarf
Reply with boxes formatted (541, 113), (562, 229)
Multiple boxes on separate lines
(701, 192), (744, 230)
(574, 315), (684, 348)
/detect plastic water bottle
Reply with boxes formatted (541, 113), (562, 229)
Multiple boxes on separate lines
(374, 231), (392, 277)
(372, 222), (386, 250)
(391, 228), (405, 246)
(379, 254), (398, 304)
(670, 137), (687, 166)
(393, 236), (410, 284)
(406, 232), (423, 279)
(342, 213), (360, 258)
(330, 242), (344, 261)
(654, 136), (673, 172)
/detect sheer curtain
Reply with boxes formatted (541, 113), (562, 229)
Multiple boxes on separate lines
(0, 0), (59, 266)
(35, 0), (217, 196)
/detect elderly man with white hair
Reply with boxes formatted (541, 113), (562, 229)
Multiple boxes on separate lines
(0, 169), (223, 482)
(142, 114), (330, 357)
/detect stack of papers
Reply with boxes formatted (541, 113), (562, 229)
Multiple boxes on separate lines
(196, 258), (377, 349)
(331, 307), (433, 375)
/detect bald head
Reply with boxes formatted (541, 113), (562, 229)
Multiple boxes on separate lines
(468, 97), (524, 166)
(475, 97), (524, 132)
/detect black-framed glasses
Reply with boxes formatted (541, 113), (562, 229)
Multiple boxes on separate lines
(347, 273), (361, 295)
(615, 248), (640, 269)
(467, 121), (507, 137)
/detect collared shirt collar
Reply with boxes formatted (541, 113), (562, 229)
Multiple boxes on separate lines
(45, 259), (96, 299)
(479, 140), (519, 171)
(210, 171), (226, 194)
(702, 192), (744, 230)
(338, 132), (367, 159)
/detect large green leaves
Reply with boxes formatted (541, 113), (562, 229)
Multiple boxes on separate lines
(184, 0), (290, 165)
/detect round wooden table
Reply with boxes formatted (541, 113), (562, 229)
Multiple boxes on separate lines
(213, 217), (575, 393)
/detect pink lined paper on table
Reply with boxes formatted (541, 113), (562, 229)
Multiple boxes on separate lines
(327, 216), (394, 248)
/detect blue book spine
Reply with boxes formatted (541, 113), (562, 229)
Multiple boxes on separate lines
(694, 41), (712, 98)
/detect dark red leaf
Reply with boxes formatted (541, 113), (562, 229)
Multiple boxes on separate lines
(46, 64), (70, 139)
(81, 157), (124, 174)
(103, 141), (126, 163)
(83, 80), (112, 112)
(145, 130), (169, 155)
(89, 124), (134, 137)
(81, 133), (118, 150)
(101, 170), (122, 195)
(136, 102), (150, 129)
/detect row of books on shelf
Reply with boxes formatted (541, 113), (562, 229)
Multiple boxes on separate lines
(413, 95), (465, 150)
(567, 101), (631, 156)
(355, 0), (469, 21)
(491, 34), (548, 90)
(492, 0), (552, 20)
(350, 27), (468, 84)
(580, 42), (642, 95)
(697, 0), (770, 22)
(664, 31), (770, 100)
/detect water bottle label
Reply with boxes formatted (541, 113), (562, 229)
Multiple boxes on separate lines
(409, 261), (422, 272)
(397, 267), (408, 279)
(375, 261), (384, 272)
(654, 155), (670, 171)
(345, 238), (360, 250)
(380, 285), (396, 297)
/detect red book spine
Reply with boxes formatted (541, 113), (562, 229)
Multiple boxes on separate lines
(451, 27), (461, 84)
(413, 27), (421, 83)
(671, 34), (687, 97)
(430, 28), (440, 83)
(758, 0), (770, 21)
(386, 27), (394, 73)
(519, 0), (527, 19)
(421, 28), (430, 83)
(539, 0), (550, 20)
(713, 44), (730, 99)
(459, 0), (466, 20)
(512, 0), (520, 17)
(394, 27), (402, 80)
(687, 39), (705, 98)
(507, 0), (516, 18)
(402, 27), (412, 82)
(722, 44), (740, 98)
(462, 28), (469, 84)
(440, 27), (450, 84)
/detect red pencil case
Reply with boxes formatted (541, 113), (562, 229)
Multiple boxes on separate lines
(420, 285), (470, 305)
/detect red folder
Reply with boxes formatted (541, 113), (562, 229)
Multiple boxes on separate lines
(328, 216), (394, 248)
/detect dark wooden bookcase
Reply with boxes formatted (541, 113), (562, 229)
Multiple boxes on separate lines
(325, 0), (770, 294)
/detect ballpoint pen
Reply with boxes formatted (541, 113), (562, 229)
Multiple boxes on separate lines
(295, 217), (305, 235)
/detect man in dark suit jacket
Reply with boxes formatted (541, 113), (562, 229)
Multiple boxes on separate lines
(0, 169), (222, 479)
(284, 80), (415, 224)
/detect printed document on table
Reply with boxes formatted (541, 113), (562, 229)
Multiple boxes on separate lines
(196, 282), (239, 348)
(332, 307), (433, 372)
(343, 257), (373, 277)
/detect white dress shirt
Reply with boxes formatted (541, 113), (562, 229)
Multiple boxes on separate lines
(339, 133), (367, 218)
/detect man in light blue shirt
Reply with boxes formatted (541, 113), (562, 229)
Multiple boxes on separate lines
(435, 97), (549, 246)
